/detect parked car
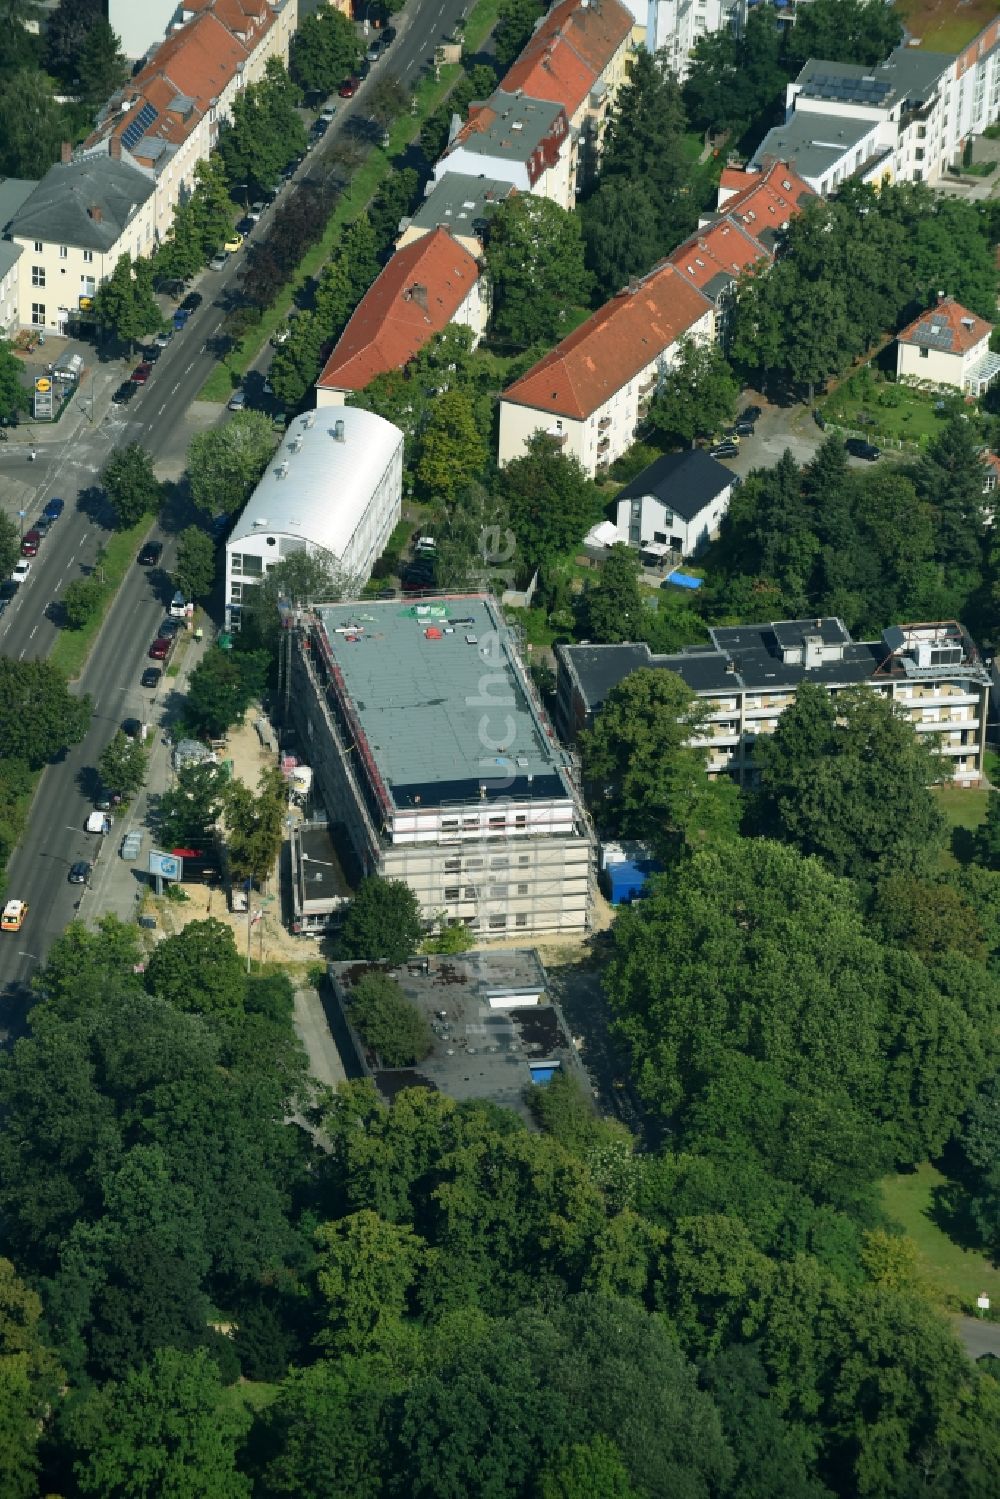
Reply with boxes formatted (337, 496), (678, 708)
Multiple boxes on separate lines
(813, 408), (826, 430)
(11, 559), (31, 584)
(43, 496), (64, 520)
(68, 861), (91, 885)
(272, 411), (287, 431)
(141, 667), (162, 689)
(732, 419), (756, 436)
(319, 105), (337, 123)
(169, 591), (189, 618)
(148, 636), (171, 660)
(228, 388), (246, 411)
(180, 292), (202, 313)
(157, 617), (182, 638)
(223, 230), (244, 253)
(153, 329), (172, 348)
(339, 76), (360, 97)
(94, 787), (122, 811)
(739, 404), (762, 425)
(112, 380), (136, 405)
(380, 25), (396, 47)
(32, 514), (52, 537)
(237, 216), (254, 236)
(131, 361), (152, 384)
(20, 529), (41, 557)
(210, 252), (229, 271)
(137, 540), (162, 567)
(709, 440), (740, 459)
(1, 899), (28, 932)
(143, 344), (162, 364)
(845, 437), (881, 462)
(173, 307), (191, 330)
(365, 41), (381, 62)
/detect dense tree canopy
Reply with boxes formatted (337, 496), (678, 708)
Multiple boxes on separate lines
(485, 195), (592, 349)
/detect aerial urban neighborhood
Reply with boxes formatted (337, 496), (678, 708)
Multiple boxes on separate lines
(2, 0), (1000, 1492)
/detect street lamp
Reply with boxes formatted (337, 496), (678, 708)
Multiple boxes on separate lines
(16, 508), (26, 540)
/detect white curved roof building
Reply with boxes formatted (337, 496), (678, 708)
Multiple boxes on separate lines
(225, 407), (404, 627)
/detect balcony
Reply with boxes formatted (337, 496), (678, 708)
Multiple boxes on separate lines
(545, 428), (569, 447)
(598, 415), (612, 432)
(597, 436), (610, 454)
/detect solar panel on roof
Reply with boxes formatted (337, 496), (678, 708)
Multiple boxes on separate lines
(121, 101), (158, 153)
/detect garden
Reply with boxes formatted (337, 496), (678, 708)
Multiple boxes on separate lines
(820, 364), (989, 450)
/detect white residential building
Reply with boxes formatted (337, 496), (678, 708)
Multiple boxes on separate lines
(437, 92), (575, 211)
(609, 448), (736, 557)
(647, 0), (742, 84)
(224, 408), (403, 629)
(896, 296), (1000, 397)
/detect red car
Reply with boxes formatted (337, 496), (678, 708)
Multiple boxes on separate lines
(20, 529), (41, 557)
(131, 362), (153, 384)
(148, 636), (170, 660)
(339, 76), (359, 97)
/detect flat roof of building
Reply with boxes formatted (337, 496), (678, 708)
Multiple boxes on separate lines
(450, 90), (566, 163)
(314, 595), (572, 809)
(227, 407), (403, 556)
(406, 171), (513, 239)
(752, 111), (874, 180)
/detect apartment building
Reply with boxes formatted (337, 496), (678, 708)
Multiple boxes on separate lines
(7, 152), (157, 333)
(396, 173), (515, 256)
(224, 407), (403, 629)
(556, 618), (990, 784)
(0, 179), (34, 336)
(315, 228), (486, 405)
(647, 0), (742, 84)
(283, 595), (594, 936)
(896, 296), (1000, 397)
(437, 92), (575, 211)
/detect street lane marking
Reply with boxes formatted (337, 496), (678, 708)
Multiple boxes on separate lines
(29, 625), (37, 638)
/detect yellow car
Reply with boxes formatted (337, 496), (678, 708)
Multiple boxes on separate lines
(1, 898), (28, 932)
(223, 230), (244, 253)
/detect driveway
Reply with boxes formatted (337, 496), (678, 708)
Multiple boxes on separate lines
(721, 397), (826, 483)
(952, 1314), (1000, 1362)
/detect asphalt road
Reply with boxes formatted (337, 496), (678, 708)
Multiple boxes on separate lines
(0, 0), (475, 1028)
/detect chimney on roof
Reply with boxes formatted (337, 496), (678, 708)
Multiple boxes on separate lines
(332, 420), (345, 443)
(109, 136), (122, 161)
(89, 205), (103, 223)
(60, 140), (72, 165)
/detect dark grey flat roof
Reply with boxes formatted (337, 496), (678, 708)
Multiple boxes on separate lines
(10, 156), (155, 251)
(409, 171), (513, 238)
(615, 449), (734, 522)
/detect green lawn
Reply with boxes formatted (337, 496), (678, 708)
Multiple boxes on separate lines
(933, 784), (989, 868)
(893, 0), (998, 53)
(218, 1378), (280, 1417)
(821, 374), (966, 448)
(881, 1163), (1000, 1311)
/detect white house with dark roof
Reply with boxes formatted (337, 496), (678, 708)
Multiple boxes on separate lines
(609, 449), (736, 558)
(7, 153), (156, 333)
(225, 406), (404, 629)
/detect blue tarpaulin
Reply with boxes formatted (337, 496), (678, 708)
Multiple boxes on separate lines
(664, 569), (703, 590)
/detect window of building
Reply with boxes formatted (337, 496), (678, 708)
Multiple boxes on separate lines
(444, 858), (462, 872)
(491, 884), (508, 898)
(33, 241), (41, 253)
(83, 250), (93, 263)
(229, 582), (243, 602)
(444, 886), (460, 900)
(463, 886), (477, 900)
(490, 856), (508, 868)
(518, 854), (531, 866)
(31, 266), (45, 287)
(441, 819), (459, 831)
(515, 814), (527, 828)
(59, 245), (67, 259)
(466, 858), (484, 870)
(240, 554), (263, 577)
(81, 276), (95, 297)
(919, 347), (929, 359)
(515, 914), (528, 928)
(517, 883), (528, 895)
(30, 302), (45, 326)
(488, 914), (507, 930)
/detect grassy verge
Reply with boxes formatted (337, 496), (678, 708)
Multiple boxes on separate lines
(880, 1162), (1000, 1312)
(218, 1379), (281, 1418)
(200, 0), (502, 403)
(933, 783), (989, 869)
(49, 516), (155, 681)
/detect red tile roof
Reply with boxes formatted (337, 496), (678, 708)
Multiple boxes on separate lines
(501, 263), (713, 422)
(501, 0), (634, 118)
(898, 296), (993, 355)
(669, 216), (770, 298)
(316, 228), (481, 394)
(718, 161), (813, 234)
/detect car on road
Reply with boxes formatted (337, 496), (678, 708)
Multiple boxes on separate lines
(95, 787), (123, 811)
(365, 41), (381, 62)
(845, 437), (881, 462)
(68, 861), (91, 885)
(137, 540), (162, 567)
(33, 514), (52, 537)
(339, 75), (360, 97)
(311, 118), (328, 138)
(153, 328), (172, 348)
(237, 216), (254, 236)
(112, 380), (137, 405)
(157, 617), (182, 638)
(122, 717), (142, 738)
(1, 898), (28, 932)
(143, 344), (162, 364)
(148, 636), (171, 660)
(21, 529), (41, 557)
(380, 25), (396, 47)
(709, 440), (740, 459)
(131, 362), (153, 385)
(43, 496), (64, 520)
(319, 105), (337, 123)
(141, 667), (162, 689)
(250, 200), (266, 220)
(180, 292), (202, 313)
(0, 580), (17, 604)
(224, 230), (244, 253)
(173, 307), (190, 330)
(11, 559), (31, 584)
(210, 252), (229, 271)
(739, 404), (762, 425)
(228, 388), (246, 411)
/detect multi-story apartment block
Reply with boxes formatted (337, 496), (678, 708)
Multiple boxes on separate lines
(501, 0), (635, 188)
(647, 0), (741, 84)
(0, 179), (34, 335)
(556, 618), (991, 784)
(282, 595), (594, 935)
(396, 173), (515, 257)
(437, 92), (576, 210)
(8, 150), (157, 333)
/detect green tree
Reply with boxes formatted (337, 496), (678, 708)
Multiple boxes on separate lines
(97, 730), (146, 799)
(238, 548), (354, 653)
(755, 682), (946, 883)
(153, 195), (205, 282)
(485, 194), (593, 348)
(0, 1258), (61, 1499)
(415, 389), (487, 502)
(259, 1358), (389, 1499)
(60, 576), (106, 630)
(156, 760), (228, 851)
(77, 18), (126, 106)
(0, 339), (30, 422)
(972, 790), (1000, 870)
(0, 70), (69, 178)
(650, 338), (739, 447)
(102, 442), (163, 530)
(785, 0), (903, 70)
(188, 410), (274, 516)
(336, 876), (424, 964)
(915, 411), (987, 577)
(501, 433), (601, 572)
(68, 1347), (251, 1499)
(538, 1436), (643, 1499)
(683, 9), (787, 141)
(494, 0), (545, 67)
(218, 58), (307, 194)
(185, 647), (268, 739)
(268, 308), (327, 407)
(144, 918), (246, 1017)
(584, 544), (645, 643)
(314, 1209), (428, 1354)
(599, 48), (694, 249)
(291, 7), (363, 95)
(580, 667), (712, 851)
(45, 0), (99, 87)
(174, 526), (217, 602)
(190, 157), (236, 260)
(92, 255), (164, 355)
(0, 658), (90, 767)
(348, 973), (433, 1067)
(0, 509), (19, 580)
(224, 766), (286, 886)
(582, 177), (662, 299)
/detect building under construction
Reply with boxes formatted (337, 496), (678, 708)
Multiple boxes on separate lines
(280, 594), (594, 937)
